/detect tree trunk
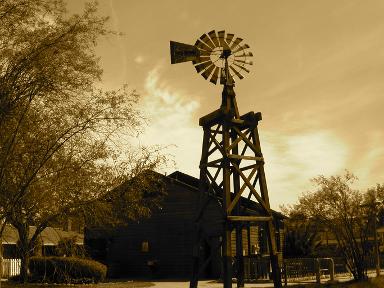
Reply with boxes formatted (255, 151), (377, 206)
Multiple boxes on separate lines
(15, 224), (31, 283)
(20, 253), (30, 283)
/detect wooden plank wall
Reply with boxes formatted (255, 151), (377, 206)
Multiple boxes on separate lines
(106, 179), (199, 278)
(231, 225), (259, 256)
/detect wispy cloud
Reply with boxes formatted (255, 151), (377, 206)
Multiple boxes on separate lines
(137, 66), (201, 176)
(262, 130), (348, 207)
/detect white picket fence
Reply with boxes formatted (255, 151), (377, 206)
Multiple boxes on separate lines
(1, 258), (21, 278)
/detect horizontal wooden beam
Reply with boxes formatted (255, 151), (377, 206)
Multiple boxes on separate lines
(199, 109), (224, 127)
(231, 119), (244, 125)
(240, 111), (262, 123)
(200, 111), (262, 129)
(227, 216), (272, 222)
(199, 158), (223, 168)
(228, 154), (264, 161)
(228, 111), (262, 130)
(240, 164), (259, 171)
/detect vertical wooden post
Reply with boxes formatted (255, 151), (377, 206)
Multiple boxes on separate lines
(247, 225), (251, 257)
(223, 117), (232, 288)
(235, 224), (244, 287)
(190, 227), (201, 288)
(190, 127), (211, 288)
(315, 258), (321, 284)
(252, 126), (282, 288)
(232, 130), (244, 288)
(328, 258), (335, 282)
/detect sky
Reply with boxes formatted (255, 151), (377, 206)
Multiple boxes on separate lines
(67, 0), (384, 210)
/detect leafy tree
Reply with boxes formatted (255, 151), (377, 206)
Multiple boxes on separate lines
(0, 0), (103, 123)
(0, 0), (167, 282)
(284, 171), (383, 280)
(284, 223), (321, 258)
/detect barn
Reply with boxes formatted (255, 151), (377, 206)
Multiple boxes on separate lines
(85, 171), (285, 279)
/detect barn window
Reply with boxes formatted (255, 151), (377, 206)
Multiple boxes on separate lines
(141, 241), (149, 252)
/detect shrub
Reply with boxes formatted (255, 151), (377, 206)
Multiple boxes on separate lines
(56, 237), (86, 257)
(29, 256), (107, 283)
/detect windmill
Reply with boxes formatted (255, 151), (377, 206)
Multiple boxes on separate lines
(170, 30), (282, 288)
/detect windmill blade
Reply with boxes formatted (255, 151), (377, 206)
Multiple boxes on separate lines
(234, 63), (250, 73)
(195, 60), (213, 73)
(170, 41), (200, 64)
(230, 66), (244, 79)
(210, 67), (220, 85)
(230, 37), (243, 50)
(200, 33), (215, 49)
(217, 30), (229, 49)
(234, 51), (253, 57)
(194, 39), (212, 52)
(232, 43), (250, 54)
(226, 33), (235, 47)
(234, 58), (253, 65)
(198, 50), (211, 57)
(201, 63), (215, 79)
(208, 30), (220, 47)
(192, 49), (211, 64)
(193, 55), (211, 65)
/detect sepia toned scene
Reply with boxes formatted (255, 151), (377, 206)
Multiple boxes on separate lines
(1, 0), (384, 288)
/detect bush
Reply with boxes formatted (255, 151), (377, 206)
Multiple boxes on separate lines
(29, 256), (107, 283)
(56, 237), (86, 257)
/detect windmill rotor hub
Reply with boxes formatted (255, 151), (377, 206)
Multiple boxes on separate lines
(209, 47), (233, 68)
(221, 49), (232, 59)
(170, 30), (253, 85)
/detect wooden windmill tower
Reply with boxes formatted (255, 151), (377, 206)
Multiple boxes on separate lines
(170, 30), (282, 288)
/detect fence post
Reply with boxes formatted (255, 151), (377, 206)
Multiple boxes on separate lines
(328, 258), (335, 283)
(315, 258), (320, 284)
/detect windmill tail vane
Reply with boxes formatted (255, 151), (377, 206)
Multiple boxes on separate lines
(170, 30), (253, 85)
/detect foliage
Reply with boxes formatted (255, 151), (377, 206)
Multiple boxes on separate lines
(283, 171), (384, 281)
(284, 223), (321, 258)
(29, 256), (107, 283)
(0, 0), (167, 282)
(0, 0), (106, 123)
(55, 237), (85, 257)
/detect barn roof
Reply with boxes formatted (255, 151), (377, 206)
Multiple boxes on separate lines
(168, 170), (287, 220)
